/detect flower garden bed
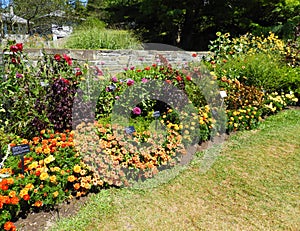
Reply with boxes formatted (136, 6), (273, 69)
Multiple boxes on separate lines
(0, 32), (299, 230)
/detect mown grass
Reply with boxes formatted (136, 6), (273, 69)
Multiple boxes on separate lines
(50, 109), (300, 230)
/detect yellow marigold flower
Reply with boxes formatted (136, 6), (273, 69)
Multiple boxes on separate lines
(19, 188), (29, 197)
(40, 172), (49, 181)
(9, 190), (16, 197)
(44, 155), (55, 164)
(234, 123), (238, 128)
(49, 175), (57, 184)
(35, 147), (43, 154)
(43, 147), (51, 155)
(28, 161), (38, 170)
(53, 191), (59, 198)
(25, 183), (34, 190)
(73, 164), (81, 173)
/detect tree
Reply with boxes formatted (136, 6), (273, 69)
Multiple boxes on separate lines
(12, 0), (86, 35)
(91, 0), (294, 50)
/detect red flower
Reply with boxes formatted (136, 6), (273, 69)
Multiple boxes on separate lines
(35, 170), (41, 176)
(144, 66), (150, 71)
(176, 75), (182, 81)
(11, 58), (17, 63)
(54, 54), (61, 61)
(16, 43), (23, 52)
(1, 184), (8, 191)
(186, 75), (192, 81)
(152, 63), (157, 67)
(4, 221), (16, 231)
(192, 53), (197, 57)
(127, 79), (135, 86)
(23, 194), (30, 201)
(165, 79), (172, 84)
(75, 71), (82, 77)
(63, 54), (72, 66)
(10, 45), (18, 52)
(61, 78), (70, 85)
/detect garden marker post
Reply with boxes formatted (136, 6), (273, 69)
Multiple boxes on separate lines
(220, 91), (227, 107)
(153, 111), (160, 130)
(11, 144), (30, 174)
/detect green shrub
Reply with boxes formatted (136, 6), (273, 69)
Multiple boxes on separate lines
(214, 52), (300, 94)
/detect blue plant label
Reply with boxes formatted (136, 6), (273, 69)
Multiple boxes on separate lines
(125, 126), (136, 134)
(11, 144), (30, 156)
(108, 84), (116, 92)
(153, 111), (160, 118)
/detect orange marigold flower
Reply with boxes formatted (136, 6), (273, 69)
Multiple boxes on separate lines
(4, 221), (16, 231)
(34, 200), (43, 207)
(40, 129), (46, 135)
(10, 196), (19, 205)
(6, 178), (14, 185)
(32, 137), (39, 144)
(67, 175), (76, 182)
(21, 139), (29, 144)
(73, 183), (80, 190)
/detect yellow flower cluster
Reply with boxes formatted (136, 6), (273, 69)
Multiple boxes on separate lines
(232, 32), (285, 55)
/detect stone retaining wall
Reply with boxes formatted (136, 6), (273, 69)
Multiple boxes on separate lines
(24, 48), (209, 74)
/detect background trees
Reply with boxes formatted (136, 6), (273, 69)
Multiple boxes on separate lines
(5, 0), (300, 50)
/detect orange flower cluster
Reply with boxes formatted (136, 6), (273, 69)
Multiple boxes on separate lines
(75, 121), (186, 186)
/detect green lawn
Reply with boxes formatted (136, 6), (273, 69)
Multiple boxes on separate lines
(50, 109), (300, 231)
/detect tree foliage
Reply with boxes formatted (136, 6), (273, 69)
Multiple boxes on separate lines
(86, 0), (300, 50)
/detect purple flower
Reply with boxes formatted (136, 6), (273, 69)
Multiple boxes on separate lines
(112, 76), (118, 82)
(127, 79), (134, 86)
(141, 78), (148, 83)
(132, 107), (141, 115)
(16, 73), (23, 78)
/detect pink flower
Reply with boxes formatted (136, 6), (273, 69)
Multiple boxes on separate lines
(127, 79), (134, 86)
(16, 73), (23, 78)
(142, 78), (148, 83)
(10, 45), (18, 52)
(132, 107), (141, 115)
(112, 76), (118, 82)
(130, 66), (135, 70)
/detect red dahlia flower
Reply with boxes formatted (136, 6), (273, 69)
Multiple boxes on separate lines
(16, 43), (23, 52)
